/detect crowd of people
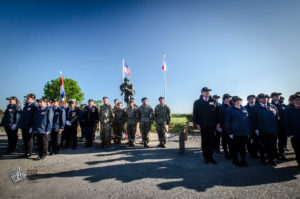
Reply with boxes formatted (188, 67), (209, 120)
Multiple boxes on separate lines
(193, 87), (300, 168)
(1, 88), (299, 169)
(0, 94), (171, 160)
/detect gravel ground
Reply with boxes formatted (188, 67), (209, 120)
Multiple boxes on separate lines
(0, 132), (300, 199)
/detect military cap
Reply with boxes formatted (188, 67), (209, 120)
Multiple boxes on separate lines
(257, 93), (269, 99)
(231, 96), (242, 101)
(39, 98), (48, 102)
(124, 77), (129, 82)
(68, 99), (76, 103)
(141, 97), (148, 101)
(158, 96), (165, 100)
(88, 99), (94, 102)
(292, 93), (300, 100)
(6, 96), (17, 100)
(24, 93), (36, 99)
(201, 87), (212, 92)
(295, 92), (300, 95)
(213, 95), (220, 99)
(114, 99), (119, 102)
(103, 96), (108, 100)
(247, 95), (256, 100)
(36, 99), (40, 102)
(222, 93), (232, 100)
(270, 92), (282, 97)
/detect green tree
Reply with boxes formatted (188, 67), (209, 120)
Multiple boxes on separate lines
(94, 100), (103, 109)
(43, 78), (84, 104)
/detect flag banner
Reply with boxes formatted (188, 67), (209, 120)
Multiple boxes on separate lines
(60, 72), (66, 105)
(123, 61), (132, 76)
(162, 57), (167, 72)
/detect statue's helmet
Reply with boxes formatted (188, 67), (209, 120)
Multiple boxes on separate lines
(124, 77), (129, 82)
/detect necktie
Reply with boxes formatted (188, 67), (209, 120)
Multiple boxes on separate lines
(264, 105), (267, 109)
(205, 98), (208, 102)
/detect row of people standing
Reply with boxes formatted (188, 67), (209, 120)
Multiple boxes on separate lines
(0, 94), (171, 160)
(81, 96), (171, 148)
(193, 87), (300, 167)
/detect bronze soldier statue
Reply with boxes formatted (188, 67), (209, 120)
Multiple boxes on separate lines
(120, 77), (135, 105)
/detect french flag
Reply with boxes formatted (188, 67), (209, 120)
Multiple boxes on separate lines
(162, 59), (167, 72)
(60, 72), (66, 105)
(123, 61), (132, 76)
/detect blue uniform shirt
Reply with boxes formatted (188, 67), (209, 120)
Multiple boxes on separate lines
(0, 104), (21, 129)
(32, 106), (54, 134)
(52, 106), (66, 132)
(18, 102), (39, 129)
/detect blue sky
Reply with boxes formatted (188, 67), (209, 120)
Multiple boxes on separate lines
(0, 0), (299, 113)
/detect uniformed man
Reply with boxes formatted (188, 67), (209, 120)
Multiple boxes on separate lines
(154, 97), (171, 148)
(126, 98), (139, 146)
(113, 99), (119, 111)
(0, 96), (21, 153)
(113, 102), (126, 144)
(65, 99), (80, 149)
(19, 94), (38, 157)
(213, 95), (221, 153)
(138, 97), (154, 147)
(32, 98), (53, 160)
(270, 92), (287, 160)
(82, 99), (99, 147)
(253, 93), (279, 166)
(79, 104), (87, 142)
(245, 94), (259, 158)
(225, 96), (251, 167)
(193, 87), (220, 164)
(220, 93), (233, 160)
(50, 99), (66, 155)
(286, 93), (300, 167)
(99, 97), (114, 147)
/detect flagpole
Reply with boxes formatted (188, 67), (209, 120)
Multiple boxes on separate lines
(163, 52), (166, 101)
(122, 58), (125, 104)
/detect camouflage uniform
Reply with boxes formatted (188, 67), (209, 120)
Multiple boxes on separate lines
(113, 108), (126, 144)
(138, 104), (154, 146)
(154, 104), (171, 147)
(99, 104), (114, 146)
(125, 106), (139, 146)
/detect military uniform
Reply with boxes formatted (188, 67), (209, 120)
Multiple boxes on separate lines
(0, 100), (21, 153)
(50, 106), (66, 154)
(65, 107), (79, 149)
(99, 104), (114, 146)
(138, 104), (154, 147)
(113, 107), (126, 144)
(125, 106), (139, 146)
(19, 101), (38, 156)
(32, 105), (53, 159)
(82, 105), (99, 147)
(154, 103), (171, 148)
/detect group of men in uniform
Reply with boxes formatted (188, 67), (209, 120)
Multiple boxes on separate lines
(0, 93), (171, 160)
(193, 87), (300, 168)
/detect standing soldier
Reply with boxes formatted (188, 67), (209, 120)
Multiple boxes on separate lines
(65, 99), (80, 149)
(0, 96), (21, 153)
(193, 87), (220, 164)
(19, 94), (38, 158)
(286, 93), (300, 167)
(270, 92), (287, 160)
(50, 99), (66, 155)
(32, 98), (53, 160)
(245, 95), (259, 158)
(213, 95), (221, 153)
(113, 102), (126, 144)
(82, 99), (99, 147)
(125, 98), (139, 146)
(254, 93), (279, 166)
(154, 97), (171, 148)
(79, 104), (86, 142)
(220, 93), (233, 160)
(99, 97), (114, 147)
(225, 96), (251, 167)
(138, 97), (154, 147)
(113, 99), (119, 111)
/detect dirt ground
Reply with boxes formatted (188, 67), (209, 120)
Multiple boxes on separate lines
(0, 131), (300, 199)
